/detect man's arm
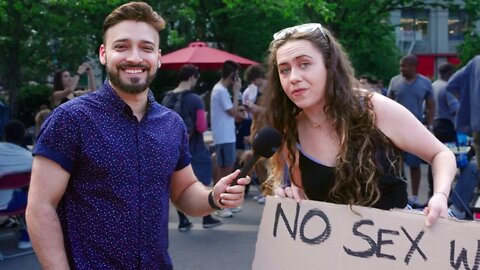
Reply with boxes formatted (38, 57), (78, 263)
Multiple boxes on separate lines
(387, 77), (396, 100)
(226, 79), (242, 117)
(26, 156), (71, 270)
(446, 65), (467, 99)
(170, 165), (249, 217)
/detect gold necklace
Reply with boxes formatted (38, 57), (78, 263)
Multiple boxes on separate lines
(299, 111), (324, 128)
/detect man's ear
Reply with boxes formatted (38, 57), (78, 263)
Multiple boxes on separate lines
(158, 49), (162, 69)
(99, 44), (106, 65)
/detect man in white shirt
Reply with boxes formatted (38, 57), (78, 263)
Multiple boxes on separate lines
(210, 60), (243, 217)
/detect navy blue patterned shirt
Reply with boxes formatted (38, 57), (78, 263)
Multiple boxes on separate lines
(33, 81), (191, 269)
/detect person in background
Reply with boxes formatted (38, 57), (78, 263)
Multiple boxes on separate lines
(242, 64), (266, 115)
(447, 55), (480, 177)
(427, 62), (458, 197)
(358, 74), (380, 94)
(261, 22), (455, 228)
(34, 105), (51, 140)
(449, 156), (478, 220)
(388, 55), (436, 206)
(0, 120), (33, 249)
(26, 3), (249, 269)
(210, 60), (244, 218)
(376, 79), (388, 96)
(51, 62), (96, 107)
(162, 64), (222, 231)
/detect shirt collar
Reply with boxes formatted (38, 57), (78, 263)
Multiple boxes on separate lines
(100, 80), (156, 115)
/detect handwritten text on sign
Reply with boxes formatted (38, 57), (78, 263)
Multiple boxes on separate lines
(252, 197), (480, 270)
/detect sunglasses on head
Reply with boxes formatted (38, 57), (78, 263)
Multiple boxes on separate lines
(273, 23), (326, 41)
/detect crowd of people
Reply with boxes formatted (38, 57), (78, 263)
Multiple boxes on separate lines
(0, 1), (479, 269)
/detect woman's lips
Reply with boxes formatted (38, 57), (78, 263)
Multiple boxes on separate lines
(291, 88), (307, 96)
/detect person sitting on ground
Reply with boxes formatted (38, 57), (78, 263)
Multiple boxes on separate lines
(0, 120), (33, 249)
(261, 22), (456, 227)
(52, 62), (96, 107)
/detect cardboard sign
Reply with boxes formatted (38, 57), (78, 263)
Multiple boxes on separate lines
(253, 197), (480, 270)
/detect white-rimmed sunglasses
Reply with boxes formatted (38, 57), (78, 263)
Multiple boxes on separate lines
(273, 23), (326, 41)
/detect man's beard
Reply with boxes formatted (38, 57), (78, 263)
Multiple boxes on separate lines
(107, 63), (157, 94)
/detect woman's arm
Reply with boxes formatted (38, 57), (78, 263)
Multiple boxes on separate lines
(68, 63), (87, 92)
(85, 63), (96, 91)
(371, 93), (456, 227)
(52, 89), (74, 107)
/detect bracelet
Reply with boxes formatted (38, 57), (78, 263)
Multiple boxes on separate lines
(434, 191), (449, 199)
(74, 72), (81, 77)
(208, 190), (223, 210)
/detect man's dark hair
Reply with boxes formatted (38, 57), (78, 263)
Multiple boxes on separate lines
(178, 64), (199, 82)
(401, 54), (418, 66)
(4, 120), (25, 145)
(244, 64), (265, 82)
(103, 2), (166, 43)
(221, 60), (240, 79)
(438, 62), (455, 80)
(359, 74), (378, 85)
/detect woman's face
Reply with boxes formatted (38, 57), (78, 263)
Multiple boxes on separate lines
(61, 71), (73, 88)
(276, 39), (327, 110)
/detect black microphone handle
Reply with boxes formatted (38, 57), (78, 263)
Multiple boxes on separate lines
(231, 154), (260, 186)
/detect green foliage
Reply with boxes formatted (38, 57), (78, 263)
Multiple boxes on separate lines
(323, 0), (402, 82)
(2, 0), (480, 112)
(0, 0), (126, 117)
(456, 0), (480, 66)
(18, 84), (51, 111)
(17, 83), (52, 125)
(458, 33), (480, 64)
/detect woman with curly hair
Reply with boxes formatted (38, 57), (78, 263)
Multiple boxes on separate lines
(261, 23), (456, 227)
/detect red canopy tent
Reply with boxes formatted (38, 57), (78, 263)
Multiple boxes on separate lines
(160, 41), (259, 70)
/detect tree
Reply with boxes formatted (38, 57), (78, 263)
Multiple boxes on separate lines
(456, 0), (480, 65)
(0, 0), (125, 118)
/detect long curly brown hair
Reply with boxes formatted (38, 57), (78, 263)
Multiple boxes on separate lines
(261, 25), (402, 206)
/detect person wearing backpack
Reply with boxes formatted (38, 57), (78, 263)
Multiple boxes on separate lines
(162, 64), (222, 231)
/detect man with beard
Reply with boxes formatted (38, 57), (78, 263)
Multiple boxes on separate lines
(26, 2), (249, 269)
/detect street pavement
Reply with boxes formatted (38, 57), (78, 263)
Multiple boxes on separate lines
(0, 164), (432, 270)
(0, 187), (266, 270)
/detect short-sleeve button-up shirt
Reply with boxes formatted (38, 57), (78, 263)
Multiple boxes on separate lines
(33, 81), (191, 269)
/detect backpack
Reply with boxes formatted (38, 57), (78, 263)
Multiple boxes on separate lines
(162, 90), (195, 137)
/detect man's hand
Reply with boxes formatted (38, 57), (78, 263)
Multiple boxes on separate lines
(212, 170), (250, 209)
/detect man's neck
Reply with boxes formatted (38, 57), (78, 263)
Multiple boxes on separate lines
(173, 81), (192, 93)
(404, 73), (417, 83)
(110, 81), (149, 121)
(220, 78), (230, 89)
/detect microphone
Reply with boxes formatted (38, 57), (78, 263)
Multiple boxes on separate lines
(231, 127), (282, 185)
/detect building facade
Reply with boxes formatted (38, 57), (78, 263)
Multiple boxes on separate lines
(391, 0), (480, 79)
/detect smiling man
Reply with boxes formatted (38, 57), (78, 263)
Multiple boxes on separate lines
(26, 2), (249, 269)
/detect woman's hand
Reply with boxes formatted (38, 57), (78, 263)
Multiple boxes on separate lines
(423, 192), (449, 227)
(274, 182), (306, 202)
(77, 63), (86, 75)
(84, 63), (93, 75)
